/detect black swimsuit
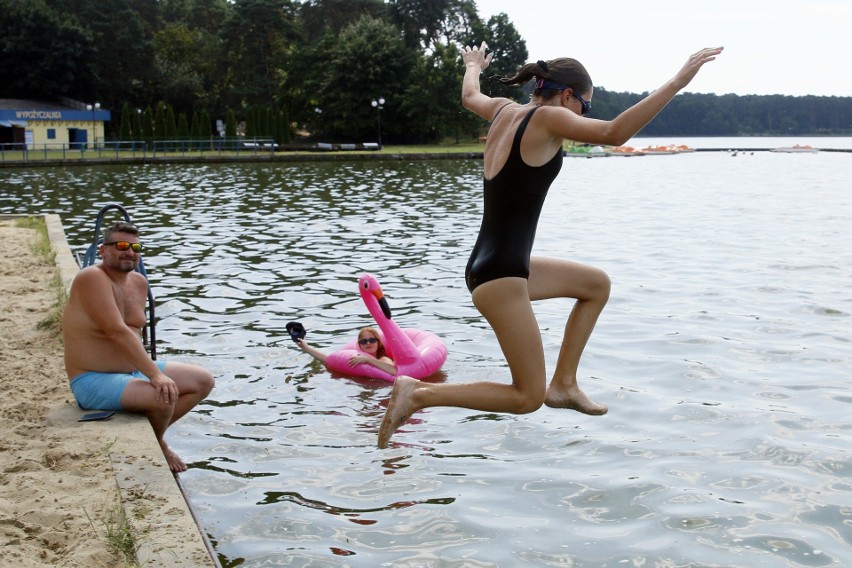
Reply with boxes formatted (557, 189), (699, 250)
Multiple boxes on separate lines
(465, 107), (563, 292)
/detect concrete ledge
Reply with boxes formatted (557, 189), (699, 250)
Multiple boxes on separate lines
(44, 213), (80, 294)
(25, 213), (217, 567)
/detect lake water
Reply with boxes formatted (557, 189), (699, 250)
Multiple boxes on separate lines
(1, 137), (850, 567)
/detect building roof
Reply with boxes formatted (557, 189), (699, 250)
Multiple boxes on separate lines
(0, 99), (80, 111)
(0, 99), (111, 123)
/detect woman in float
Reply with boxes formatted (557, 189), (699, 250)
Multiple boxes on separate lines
(298, 327), (397, 376)
(378, 42), (723, 448)
(290, 274), (447, 381)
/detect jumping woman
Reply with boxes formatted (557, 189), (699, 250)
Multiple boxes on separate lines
(379, 42), (723, 448)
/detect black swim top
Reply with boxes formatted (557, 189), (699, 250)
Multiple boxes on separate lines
(465, 106), (563, 292)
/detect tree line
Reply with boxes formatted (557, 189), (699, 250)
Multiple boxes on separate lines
(2, 0), (849, 145)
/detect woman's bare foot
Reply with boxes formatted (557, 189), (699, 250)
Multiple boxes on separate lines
(160, 440), (187, 473)
(378, 376), (419, 448)
(544, 386), (608, 415)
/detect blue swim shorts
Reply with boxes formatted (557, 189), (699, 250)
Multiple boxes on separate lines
(69, 360), (168, 410)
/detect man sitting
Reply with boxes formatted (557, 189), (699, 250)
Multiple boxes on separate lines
(63, 221), (214, 472)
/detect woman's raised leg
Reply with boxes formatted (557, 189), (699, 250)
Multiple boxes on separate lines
(527, 257), (610, 415)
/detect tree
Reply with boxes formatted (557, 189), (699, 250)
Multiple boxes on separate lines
(157, 0), (233, 114)
(280, 32), (336, 131)
(142, 106), (154, 146)
(177, 112), (189, 139)
(390, 0), (478, 51)
(277, 107), (291, 144)
(225, 109), (237, 138)
(167, 105), (178, 139)
(152, 23), (206, 113)
(299, 0), (386, 43)
(53, 0), (158, 111)
(0, 0), (96, 98)
(474, 13), (528, 102)
(190, 110), (201, 148)
(4, 0), (848, 140)
(119, 103), (132, 143)
(132, 108), (143, 142)
(399, 42), (466, 143)
(154, 105), (165, 141)
(316, 16), (414, 142)
(201, 109), (213, 148)
(220, 0), (300, 108)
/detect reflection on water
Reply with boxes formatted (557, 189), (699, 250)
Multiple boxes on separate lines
(1, 147), (851, 566)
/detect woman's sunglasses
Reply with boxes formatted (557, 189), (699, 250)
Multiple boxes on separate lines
(358, 337), (378, 346)
(573, 93), (592, 116)
(104, 240), (142, 253)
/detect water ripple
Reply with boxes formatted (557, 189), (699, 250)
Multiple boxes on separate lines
(2, 151), (851, 566)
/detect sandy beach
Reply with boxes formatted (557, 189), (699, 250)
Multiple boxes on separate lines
(0, 218), (214, 567)
(0, 220), (123, 565)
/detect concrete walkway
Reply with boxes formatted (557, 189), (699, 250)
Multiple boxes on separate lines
(43, 213), (218, 567)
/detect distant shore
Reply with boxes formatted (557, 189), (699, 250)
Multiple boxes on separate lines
(2, 141), (849, 169)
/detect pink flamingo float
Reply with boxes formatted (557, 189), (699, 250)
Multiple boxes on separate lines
(323, 274), (448, 381)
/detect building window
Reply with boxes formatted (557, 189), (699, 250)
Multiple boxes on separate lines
(47, 128), (56, 139)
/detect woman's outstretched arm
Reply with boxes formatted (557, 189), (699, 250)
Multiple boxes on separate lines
(297, 339), (329, 364)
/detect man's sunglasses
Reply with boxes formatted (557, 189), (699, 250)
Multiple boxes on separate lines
(104, 241), (142, 253)
(358, 337), (378, 346)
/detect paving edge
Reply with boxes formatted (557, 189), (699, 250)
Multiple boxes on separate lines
(3, 213), (219, 567)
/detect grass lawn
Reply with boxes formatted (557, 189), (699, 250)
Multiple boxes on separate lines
(1, 141), (488, 165)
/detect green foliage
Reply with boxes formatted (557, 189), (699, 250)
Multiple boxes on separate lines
(277, 107), (292, 144)
(153, 23), (207, 111)
(302, 0), (386, 40)
(120, 103), (132, 142)
(0, 0), (96, 98)
(84, 497), (144, 566)
(475, 13), (528, 102)
(390, 0), (472, 50)
(58, 0), (157, 106)
(314, 15), (414, 143)
(132, 108), (143, 141)
(142, 107), (154, 146)
(165, 105), (177, 139)
(200, 109), (213, 139)
(225, 109), (237, 138)
(177, 112), (189, 139)
(221, 0), (300, 108)
(589, 89), (852, 136)
(400, 42), (467, 143)
(153, 105), (165, 140)
(5, 0), (848, 143)
(190, 110), (201, 139)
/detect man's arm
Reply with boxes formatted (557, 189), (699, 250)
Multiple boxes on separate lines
(74, 268), (177, 402)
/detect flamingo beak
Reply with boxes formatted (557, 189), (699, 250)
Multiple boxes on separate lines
(374, 289), (392, 319)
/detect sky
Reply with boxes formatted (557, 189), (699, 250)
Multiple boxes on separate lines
(472, 0), (852, 97)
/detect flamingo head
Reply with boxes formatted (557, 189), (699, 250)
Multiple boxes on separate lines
(359, 274), (392, 320)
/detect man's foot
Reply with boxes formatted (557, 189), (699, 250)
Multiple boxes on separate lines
(160, 441), (187, 473)
(544, 386), (608, 415)
(378, 376), (419, 449)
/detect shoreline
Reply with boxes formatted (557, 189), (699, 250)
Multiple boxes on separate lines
(0, 150), (486, 169)
(0, 215), (216, 567)
(1, 142), (850, 169)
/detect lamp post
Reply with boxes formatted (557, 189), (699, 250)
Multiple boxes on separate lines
(86, 102), (100, 149)
(371, 97), (385, 149)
